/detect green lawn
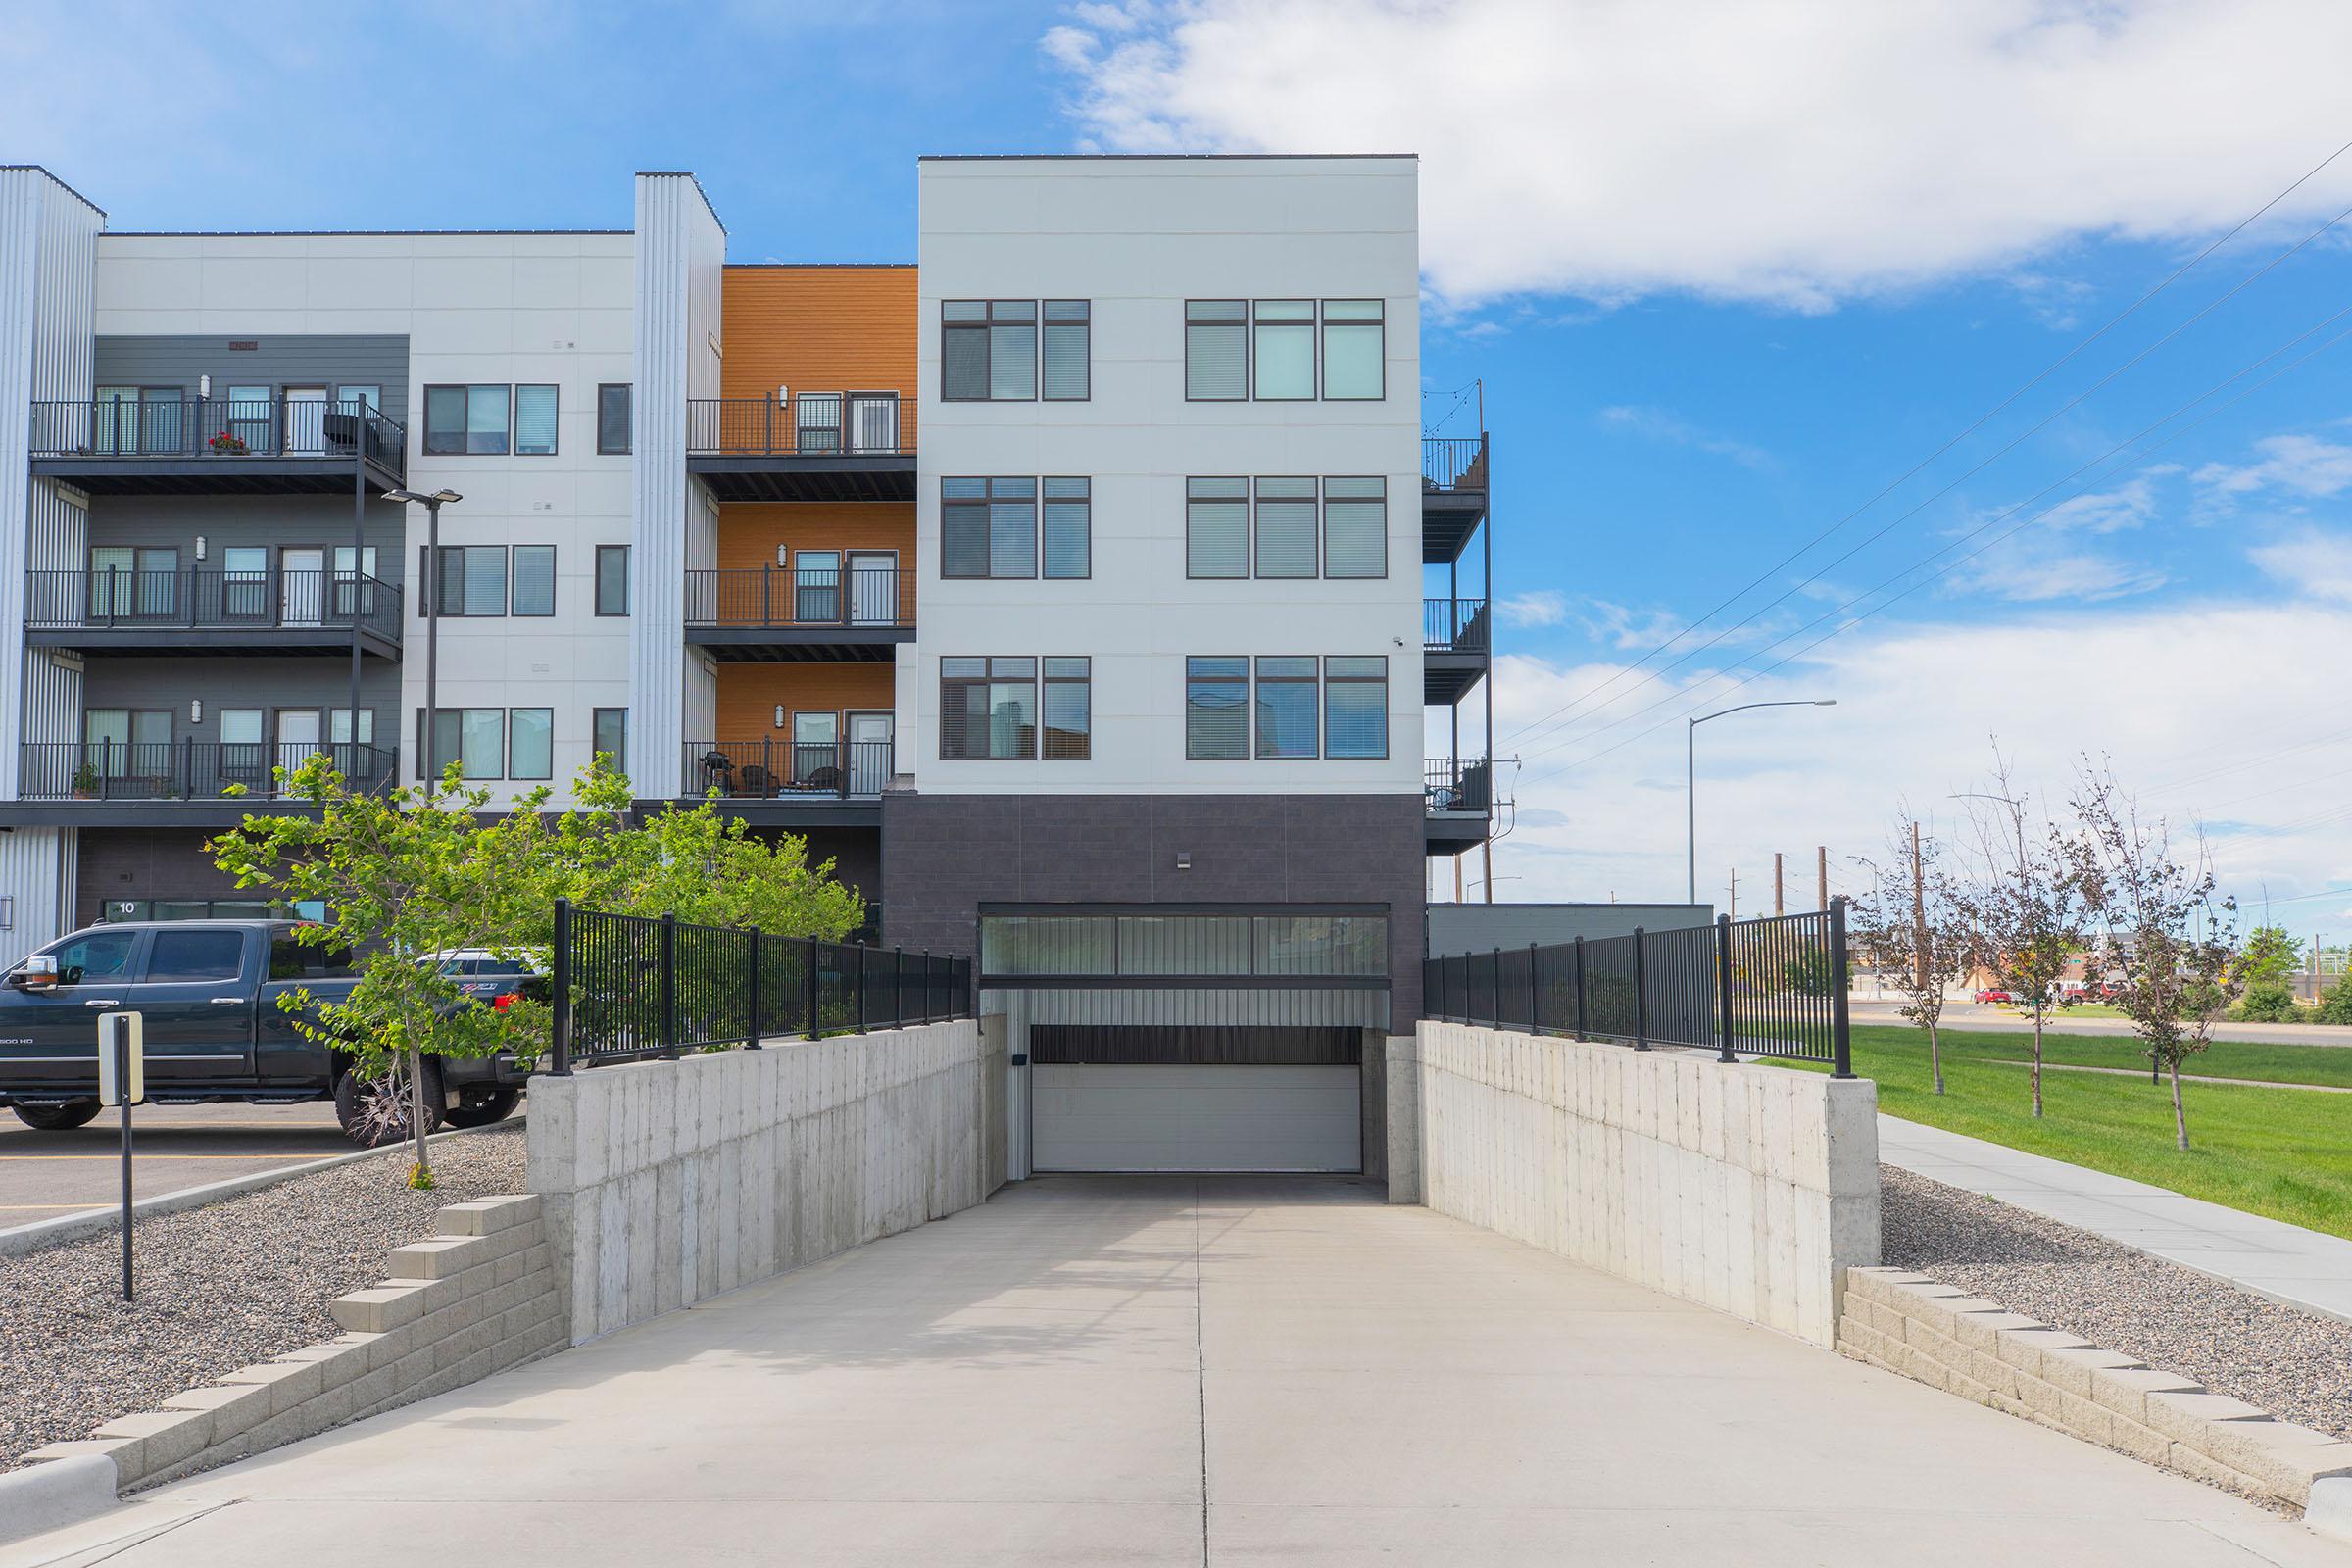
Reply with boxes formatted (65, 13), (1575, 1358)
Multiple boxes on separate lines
(1784, 1024), (2352, 1240)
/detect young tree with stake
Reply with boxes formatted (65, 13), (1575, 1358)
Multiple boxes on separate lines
(1853, 811), (1973, 1095)
(1953, 753), (2088, 1119)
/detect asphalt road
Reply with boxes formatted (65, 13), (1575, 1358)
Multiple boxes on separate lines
(0, 1102), (353, 1226)
(1846, 998), (2352, 1047)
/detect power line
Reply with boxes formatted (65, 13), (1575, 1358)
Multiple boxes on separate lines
(1501, 134), (2352, 750)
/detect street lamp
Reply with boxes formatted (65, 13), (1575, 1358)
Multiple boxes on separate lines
(1687, 699), (1837, 905)
(383, 489), (462, 782)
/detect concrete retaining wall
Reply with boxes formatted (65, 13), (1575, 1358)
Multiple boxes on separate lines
(1392, 1022), (1880, 1346)
(526, 1018), (1004, 1343)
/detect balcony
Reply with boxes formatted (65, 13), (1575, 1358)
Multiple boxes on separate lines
(686, 393), (914, 503)
(9, 742), (398, 826)
(25, 568), (403, 658)
(683, 565), (911, 661)
(1425, 757), (1493, 853)
(1423, 597), (1490, 705)
(29, 396), (406, 495)
(1422, 433), (1489, 564)
(677, 738), (893, 827)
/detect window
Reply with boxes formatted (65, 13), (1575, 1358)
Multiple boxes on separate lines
(422, 384), (511, 455)
(220, 709), (264, 747)
(512, 546), (556, 616)
(508, 708), (553, 780)
(942, 300), (1037, 401)
(595, 545), (629, 615)
(1043, 477), (1091, 579)
(514, 384), (559, 456)
(1254, 657), (1319, 759)
(1322, 476), (1388, 579)
(1324, 656), (1389, 759)
(1043, 300), (1091, 400)
(597, 383), (631, 454)
(794, 551), (841, 621)
(41, 929), (137, 985)
(429, 546), (509, 616)
(1186, 476), (1249, 578)
(1043, 658), (1091, 760)
(791, 711), (839, 785)
(84, 709), (171, 775)
(1321, 300), (1385, 400)
(1186, 657), (1249, 760)
(328, 709), (375, 745)
(940, 657), (1037, 760)
(1252, 477), (1318, 579)
(146, 929), (246, 983)
(592, 708), (627, 771)
(1252, 300), (1315, 400)
(420, 708), (505, 780)
(226, 385), (270, 449)
(1186, 299), (1247, 400)
(337, 384), (380, 414)
(941, 477), (1037, 579)
(270, 936), (356, 981)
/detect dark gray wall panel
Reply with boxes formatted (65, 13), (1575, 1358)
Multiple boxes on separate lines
(93, 335), (410, 421)
(80, 655), (401, 743)
(86, 494), (407, 561)
(74, 827), (250, 926)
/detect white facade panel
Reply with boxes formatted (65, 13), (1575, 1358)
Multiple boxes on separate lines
(1032, 1063), (1361, 1172)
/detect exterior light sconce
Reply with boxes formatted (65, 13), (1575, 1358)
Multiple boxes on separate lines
(189, 699), (203, 724)
(774, 706), (786, 728)
(194, 535), (207, 562)
(777, 545), (790, 567)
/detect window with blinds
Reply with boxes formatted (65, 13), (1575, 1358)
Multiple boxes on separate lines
(1253, 477), (1318, 578)
(514, 385), (558, 456)
(1252, 300), (1315, 399)
(943, 477), (1038, 579)
(597, 383), (631, 454)
(512, 546), (556, 616)
(508, 708), (553, 779)
(429, 546), (510, 617)
(1043, 657), (1092, 760)
(1321, 300), (1386, 399)
(943, 300), (1040, 401)
(1187, 476), (1249, 578)
(1186, 656), (1250, 760)
(1043, 300), (1091, 401)
(1186, 299), (1247, 400)
(1254, 656), (1319, 758)
(1044, 477), (1091, 579)
(1324, 657), (1389, 759)
(940, 657), (1038, 760)
(422, 385), (511, 455)
(1322, 476), (1388, 579)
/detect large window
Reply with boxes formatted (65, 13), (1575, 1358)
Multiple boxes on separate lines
(421, 384), (511, 455)
(1186, 299), (1248, 400)
(1252, 300), (1316, 399)
(942, 300), (1037, 401)
(512, 546), (556, 616)
(1252, 477), (1318, 578)
(597, 383), (631, 455)
(1043, 300), (1091, 401)
(1253, 657), (1319, 758)
(595, 545), (629, 615)
(1185, 657), (1250, 760)
(514, 384), (559, 456)
(940, 657), (1037, 760)
(508, 708), (553, 780)
(942, 477), (1037, 579)
(148, 928), (247, 983)
(1043, 658), (1091, 760)
(592, 708), (627, 771)
(1186, 476), (1249, 579)
(1043, 477), (1091, 579)
(1324, 656), (1389, 759)
(1321, 300), (1386, 399)
(1322, 476), (1388, 579)
(419, 707), (506, 780)
(429, 546), (509, 616)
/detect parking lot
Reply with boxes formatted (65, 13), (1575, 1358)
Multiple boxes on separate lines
(0, 1102), (352, 1228)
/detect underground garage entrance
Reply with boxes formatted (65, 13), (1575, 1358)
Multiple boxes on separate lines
(979, 906), (1393, 1177)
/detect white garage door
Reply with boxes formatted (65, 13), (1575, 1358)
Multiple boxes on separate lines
(1032, 1063), (1361, 1173)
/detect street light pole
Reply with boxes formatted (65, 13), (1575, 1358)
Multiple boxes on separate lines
(1687, 699), (1838, 905)
(383, 489), (462, 783)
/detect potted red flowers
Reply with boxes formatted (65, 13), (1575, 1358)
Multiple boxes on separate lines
(208, 430), (249, 455)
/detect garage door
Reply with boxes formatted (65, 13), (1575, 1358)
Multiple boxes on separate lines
(1029, 1026), (1362, 1173)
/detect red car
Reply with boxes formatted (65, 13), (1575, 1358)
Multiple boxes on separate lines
(1974, 985), (2020, 1004)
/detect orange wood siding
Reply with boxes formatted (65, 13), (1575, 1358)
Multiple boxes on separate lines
(714, 502), (916, 618)
(714, 663), (894, 742)
(720, 266), (917, 411)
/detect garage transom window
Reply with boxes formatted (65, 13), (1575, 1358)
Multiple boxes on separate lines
(981, 912), (1386, 979)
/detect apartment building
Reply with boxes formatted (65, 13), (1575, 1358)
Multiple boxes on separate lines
(0, 156), (1493, 1175)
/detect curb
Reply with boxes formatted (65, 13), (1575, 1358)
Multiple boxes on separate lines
(0, 1117), (522, 1259)
(2312, 1476), (2352, 1546)
(0, 1452), (117, 1546)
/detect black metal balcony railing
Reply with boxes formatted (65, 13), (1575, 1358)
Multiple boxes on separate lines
(1424, 597), (1490, 654)
(684, 739), (895, 801)
(26, 568), (403, 644)
(31, 396), (407, 475)
(1426, 758), (1493, 816)
(685, 394), (913, 458)
(1423, 433), (1488, 492)
(19, 742), (399, 803)
(683, 565), (911, 630)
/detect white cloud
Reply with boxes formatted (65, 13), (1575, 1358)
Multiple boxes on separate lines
(2250, 528), (2352, 601)
(1597, 405), (1775, 471)
(1954, 474), (2171, 602)
(2194, 433), (2352, 504)
(1496, 590), (1568, 629)
(1048, 0), (2352, 309)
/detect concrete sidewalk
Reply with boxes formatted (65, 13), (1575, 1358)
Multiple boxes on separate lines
(1880, 1117), (2352, 1325)
(1848, 1000), (2352, 1048)
(8, 1176), (2345, 1567)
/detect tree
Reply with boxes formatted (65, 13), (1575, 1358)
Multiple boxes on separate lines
(1852, 811), (1973, 1095)
(2066, 759), (2242, 1152)
(1953, 752), (2089, 1119)
(2237, 924), (2302, 987)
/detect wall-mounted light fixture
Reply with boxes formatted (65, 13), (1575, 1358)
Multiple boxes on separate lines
(189, 699), (203, 724)
(776, 384), (791, 406)
(774, 705), (786, 728)
(194, 535), (207, 562)
(198, 373), (212, 398)
(777, 545), (790, 567)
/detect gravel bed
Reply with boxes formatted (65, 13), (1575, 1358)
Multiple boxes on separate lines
(1881, 1163), (2352, 1443)
(0, 1123), (527, 1470)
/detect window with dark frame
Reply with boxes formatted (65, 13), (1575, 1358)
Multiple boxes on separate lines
(597, 384), (631, 454)
(939, 657), (1038, 760)
(592, 708), (627, 773)
(1322, 476), (1388, 579)
(941, 477), (1038, 579)
(508, 708), (554, 780)
(942, 300), (1038, 401)
(1252, 477), (1318, 579)
(1252, 300), (1315, 400)
(421, 384), (512, 455)
(595, 545), (629, 615)
(1186, 476), (1249, 578)
(1186, 299), (1247, 400)
(512, 545), (556, 615)
(1042, 300), (1091, 400)
(1320, 300), (1386, 400)
(1186, 656), (1250, 760)
(1253, 656), (1319, 759)
(1043, 658), (1091, 760)
(426, 545), (510, 617)
(1324, 656), (1389, 759)
(1043, 477), (1091, 579)
(514, 384), (559, 456)
(418, 707), (506, 780)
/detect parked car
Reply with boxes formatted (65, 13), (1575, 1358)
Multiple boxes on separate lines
(1974, 985), (2020, 1004)
(0, 921), (529, 1143)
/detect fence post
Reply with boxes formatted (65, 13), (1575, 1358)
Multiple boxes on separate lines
(805, 938), (822, 1042)
(856, 943), (868, 1033)
(1632, 927), (1649, 1050)
(1491, 947), (1502, 1029)
(660, 912), (678, 1059)
(1574, 935), (1587, 1041)
(746, 925), (763, 1050)
(921, 950), (933, 1024)
(1830, 896), (1855, 1079)
(892, 946), (905, 1027)
(549, 898), (572, 1076)
(1529, 942), (1542, 1035)
(1715, 914), (1737, 1064)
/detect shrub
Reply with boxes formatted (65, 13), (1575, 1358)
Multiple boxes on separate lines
(2233, 979), (2303, 1023)
(2314, 975), (2352, 1026)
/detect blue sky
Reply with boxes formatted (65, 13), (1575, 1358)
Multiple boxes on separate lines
(13, 0), (2352, 946)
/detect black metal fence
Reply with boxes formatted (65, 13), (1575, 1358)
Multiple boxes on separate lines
(31, 396), (406, 475)
(1425, 900), (1851, 1075)
(1423, 433), (1488, 492)
(27, 568), (403, 643)
(1423, 597), (1490, 654)
(683, 564), (911, 628)
(683, 738), (895, 800)
(684, 394), (913, 457)
(548, 898), (972, 1071)
(20, 740), (399, 801)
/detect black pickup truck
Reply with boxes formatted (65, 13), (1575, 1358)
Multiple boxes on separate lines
(0, 920), (528, 1143)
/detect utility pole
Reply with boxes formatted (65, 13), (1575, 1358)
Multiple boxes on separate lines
(1911, 819), (1929, 993)
(1774, 853), (1785, 915)
(1727, 866), (1738, 920)
(1817, 845), (1828, 911)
